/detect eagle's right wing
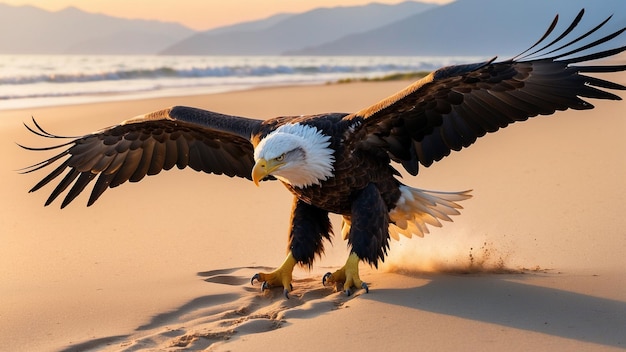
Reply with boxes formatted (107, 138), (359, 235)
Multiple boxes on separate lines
(19, 106), (263, 208)
(343, 10), (626, 176)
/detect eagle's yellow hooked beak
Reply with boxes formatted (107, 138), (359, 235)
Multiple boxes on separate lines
(252, 158), (284, 186)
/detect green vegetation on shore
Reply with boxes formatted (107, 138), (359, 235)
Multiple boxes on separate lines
(332, 71), (429, 84)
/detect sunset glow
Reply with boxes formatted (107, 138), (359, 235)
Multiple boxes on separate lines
(0, 0), (455, 30)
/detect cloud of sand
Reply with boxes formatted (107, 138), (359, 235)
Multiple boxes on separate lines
(381, 228), (518, 275)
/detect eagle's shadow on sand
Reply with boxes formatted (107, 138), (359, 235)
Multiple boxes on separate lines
(364, 273), (626, 349)
(59, 268), (625, 351)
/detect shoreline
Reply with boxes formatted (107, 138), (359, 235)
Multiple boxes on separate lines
(2, 76), (625, 351)
(0, 81), (323, 112)
(0, 70), (431, 113)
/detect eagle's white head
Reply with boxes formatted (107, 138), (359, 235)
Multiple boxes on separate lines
(252, 123), (335, 188)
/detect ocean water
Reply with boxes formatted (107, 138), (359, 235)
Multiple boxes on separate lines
(0, 55), (480, 110)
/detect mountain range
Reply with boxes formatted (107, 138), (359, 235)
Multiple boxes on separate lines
(0, 0), (624, 56)
(161, 2), (437, 55)
(290, 0), (626, 56)
(0, 4), (194, 54)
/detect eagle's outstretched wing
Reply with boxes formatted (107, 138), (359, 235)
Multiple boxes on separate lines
(345, 10), (626, 175)
(19, 106), (263, 208)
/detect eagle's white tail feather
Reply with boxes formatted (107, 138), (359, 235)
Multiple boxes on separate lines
(388, 186), (472, 240)
(340, 186), (472, 241)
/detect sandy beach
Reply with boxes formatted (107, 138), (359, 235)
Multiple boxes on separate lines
(1, 73), (625, 351)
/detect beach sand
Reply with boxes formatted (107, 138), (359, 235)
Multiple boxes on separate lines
(1, 75), (625, 351)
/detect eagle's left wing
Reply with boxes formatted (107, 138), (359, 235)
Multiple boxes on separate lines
(19, 106), (263, 208)
(344, 10), (626, 175)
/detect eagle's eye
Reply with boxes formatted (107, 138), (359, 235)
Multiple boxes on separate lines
(275, 153), (285, 162)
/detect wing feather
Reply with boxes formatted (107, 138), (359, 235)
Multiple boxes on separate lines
(344, 10), (626, 175)
(62, 172), (97, 208)
(20, 106), (263, 207)
(104, 150), (128, 176)
(92, 154), (115, 174)
(175, 135), (190, 169)
(147, 140), (166, 176)
(46, 168), (80, 206)
(89, 173), (115, 206)
(28, 159), (70, 193)
(111, 148), (143, 187)
(162, 138), (178, 171)
(130, 138), (155, 182)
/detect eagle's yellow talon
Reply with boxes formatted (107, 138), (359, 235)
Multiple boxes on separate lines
(251, 252), (297, 297)
(323, 253), (367, 295)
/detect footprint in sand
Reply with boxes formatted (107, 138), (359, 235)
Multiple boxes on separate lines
(92, 266), (358, 351)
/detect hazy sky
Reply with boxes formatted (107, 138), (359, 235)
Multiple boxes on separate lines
(1, 0), (454, 31)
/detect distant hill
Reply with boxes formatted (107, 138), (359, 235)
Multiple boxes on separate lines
(160, 1), (437, 55)
(287, 0), (626, 56)
(202, 13), (294, 36)
(0, 4), (195, 54)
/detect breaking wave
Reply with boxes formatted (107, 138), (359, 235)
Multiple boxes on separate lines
(0, 55), (480, 109)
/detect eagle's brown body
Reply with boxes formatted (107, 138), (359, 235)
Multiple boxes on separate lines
(274, 114), (403, 216)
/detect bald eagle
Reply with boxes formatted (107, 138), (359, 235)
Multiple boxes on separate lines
(20, 10), (626, 297)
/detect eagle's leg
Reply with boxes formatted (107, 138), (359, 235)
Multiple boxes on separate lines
(251, 198), (331, 298)
(323, 183), (389, 295)
(323, 252), (368, 296)
(251, 252), (296, 298)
